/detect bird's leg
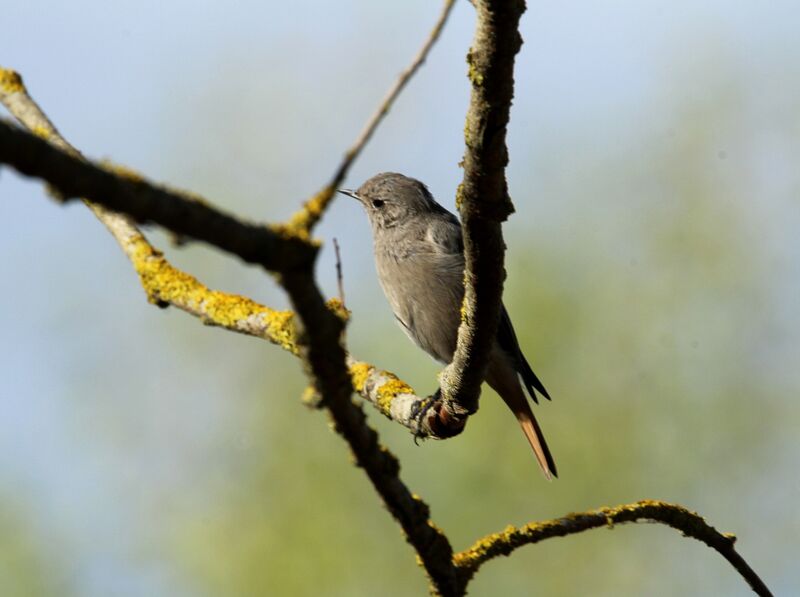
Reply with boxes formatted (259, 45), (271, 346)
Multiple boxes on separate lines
(411, 387), (467, 442)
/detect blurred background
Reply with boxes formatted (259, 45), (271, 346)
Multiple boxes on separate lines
(1, 1), (798, 595)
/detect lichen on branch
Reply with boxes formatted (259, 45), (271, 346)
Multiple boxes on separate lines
(437, 1), (524, 426)
(0, 0), (775, 590)
(453, 500), (773, 597)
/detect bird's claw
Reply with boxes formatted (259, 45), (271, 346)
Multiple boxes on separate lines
(410, 388), (442, 444)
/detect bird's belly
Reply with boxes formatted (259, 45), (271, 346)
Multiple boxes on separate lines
(376, 254), (463, 364)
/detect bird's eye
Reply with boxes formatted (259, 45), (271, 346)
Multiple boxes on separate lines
(371, 199), (385, 208)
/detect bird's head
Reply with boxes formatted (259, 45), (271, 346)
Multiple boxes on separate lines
(338, 172), (443, 231)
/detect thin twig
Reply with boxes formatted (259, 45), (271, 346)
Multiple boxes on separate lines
(453, 500), (773, 596)
(333, 237), (346, 308)
(330, 0), (456, 186)
(285, 0), (457, 234)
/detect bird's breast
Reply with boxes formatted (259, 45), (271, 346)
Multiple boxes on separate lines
(374, 244), (465, 363)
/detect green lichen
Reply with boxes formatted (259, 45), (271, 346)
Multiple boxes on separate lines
(466, 52), (484, 86)
(453, 500), (735, 574)
(455, 182), (466, 210)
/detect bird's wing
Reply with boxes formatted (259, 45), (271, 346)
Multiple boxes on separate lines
(424, 213), (464, 256)
(496, 306), (551, 403)
(423, 216), (551, 403)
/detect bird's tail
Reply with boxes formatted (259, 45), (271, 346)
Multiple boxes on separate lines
(515, 402), (557, 480)
(489, 370), (557, 480)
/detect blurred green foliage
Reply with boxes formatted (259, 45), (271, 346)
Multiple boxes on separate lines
(160, 72), (795, 596)
(0, 499), (64, 597)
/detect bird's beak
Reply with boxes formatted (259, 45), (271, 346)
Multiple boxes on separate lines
(337, 188), (360, 201)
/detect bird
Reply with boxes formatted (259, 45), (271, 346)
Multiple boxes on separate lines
(339, 172), (557, 479)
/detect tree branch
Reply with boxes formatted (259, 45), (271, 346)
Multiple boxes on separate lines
(1, 2), (775, 590)
(280, 270), (459, 596)
(0, 66), (168, 283)
(0, 118), (317, 272)
(438, 0), (524, 424)
(1, 65), (460, 595)
(453, 500), (773, 596)
(0, 65), (467, 443)
(284, 0), (457, 236)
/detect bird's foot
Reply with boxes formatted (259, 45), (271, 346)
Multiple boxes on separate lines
(411, 388), (440, 444)
(412, 387), (466, 441)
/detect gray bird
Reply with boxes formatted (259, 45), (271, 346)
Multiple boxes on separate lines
(339, 172), (557, 479)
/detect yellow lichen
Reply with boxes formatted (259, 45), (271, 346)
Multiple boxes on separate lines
(466, 53), (484, 87)
(469, 70), (484, 86)
(349, 362), (373, 392)
(375, 378), (414, 415)
(260, 309), (298, 353)
(455, 181), (465, 210)
(454, 500), (728, 573)
(101, 160), (145, 183)
(269, 222), (311, 244)
(300, 385), (322, 408)
(325, 297), (351, 322)
(348, 361), (416, 415)
(459, 300), (468, 321)
(0, 68), (24, 94)
(32, 124), (52, 139)
(127, 236), (299, 354)
(285, 185), (335, 235)
(453, 523), (518, 568)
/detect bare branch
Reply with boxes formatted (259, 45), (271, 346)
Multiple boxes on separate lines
(285, 0), (457, 235)
(0, 118), (316, 273)
(453, 500), (773, 596)
(436, 0), (525, 425)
